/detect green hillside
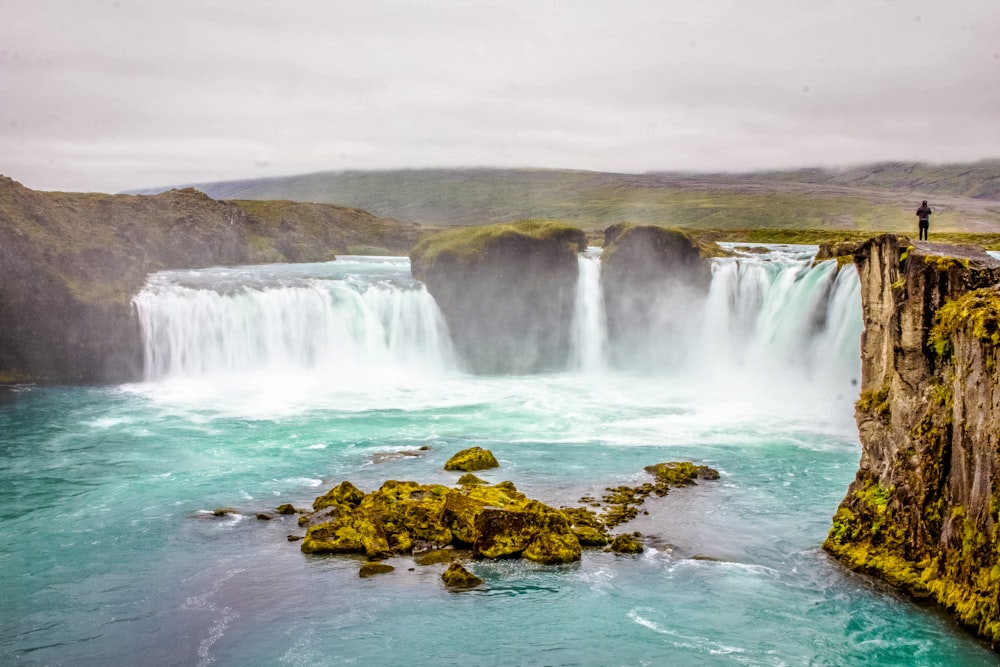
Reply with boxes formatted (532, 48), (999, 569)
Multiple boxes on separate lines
(143, 163), (1000, 235)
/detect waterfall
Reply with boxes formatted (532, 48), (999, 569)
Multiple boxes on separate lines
(133, 251), (861, 402)
(570, 250), (608, 373)
(133, 260), (456, 381)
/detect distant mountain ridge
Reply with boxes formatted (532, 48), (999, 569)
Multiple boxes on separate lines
(133, 162), (1000, 233)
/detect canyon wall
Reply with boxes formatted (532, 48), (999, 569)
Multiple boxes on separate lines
(409, 220), (587, 374)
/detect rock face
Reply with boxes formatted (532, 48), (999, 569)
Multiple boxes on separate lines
(0, 176), (421, 384)
(823, 234), (1000, 647)
(600, 224), (726, 368)
(409, 220), (587, 373)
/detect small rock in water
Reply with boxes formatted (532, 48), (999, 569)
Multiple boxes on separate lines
(256, 513), (273, 521)
(607, 533), (644, 554)
(359, 562), (395, 578)
(444, 446), (499, 472)
(212, 507), (240, 517)
(441, 563), (483, 589)
(275, 504), (300, 515)
(287, 535), (304, 542)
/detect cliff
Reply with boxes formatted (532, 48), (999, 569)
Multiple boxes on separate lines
(0, 176), (422, 383)
(824, 234), (1000, 647)
(601, 224), (727, 368)
(409, 220), (587, 373)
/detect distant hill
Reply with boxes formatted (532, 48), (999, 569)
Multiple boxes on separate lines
(135, 162), (1000, 234)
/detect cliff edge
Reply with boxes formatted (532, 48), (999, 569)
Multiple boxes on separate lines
(824, 234), (1000, 647)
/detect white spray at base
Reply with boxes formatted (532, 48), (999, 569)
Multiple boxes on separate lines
(133, 249), (862, 419)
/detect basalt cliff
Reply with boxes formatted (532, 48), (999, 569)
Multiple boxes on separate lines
(0, 176), (421, 383)
(824, 234), (1000, 647)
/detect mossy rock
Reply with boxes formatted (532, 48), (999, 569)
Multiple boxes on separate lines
(608, 533), (645, 554)
(457, 473), (487, 486)
(473, 501), (581, 563)
(359, 562), (395, 578)
(644, 461), (720, 495)
(275, 503), (301, 515)
(441, 562), (483, 589)
(444, 447), (499, 472)
(313, 480), (365, 511)
(523, 531), (583, 565)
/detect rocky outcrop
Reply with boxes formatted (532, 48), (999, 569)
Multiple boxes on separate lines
(823, 234), (1000, 647)
(600, 224), (727, 368)
(0, 176), (422, 383)
(409, 220), (587, 374)
(299, 478), (596, 565)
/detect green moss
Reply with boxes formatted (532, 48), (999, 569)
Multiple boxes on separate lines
(409, 220), (586, 273)
(856, 384), (891, 419)
(456, 473), (486, 486)
(929, 287), (1000, 360)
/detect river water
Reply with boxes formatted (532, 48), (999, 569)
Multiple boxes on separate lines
(1, 248), (995, 665)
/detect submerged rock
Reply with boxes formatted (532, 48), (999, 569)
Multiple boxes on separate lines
(584, 461), (720, 529)
(607, 534), (645, 554)
(359, 562), (395, 578)
(441, 562), (483, 589)
(444, 447), (499, 472)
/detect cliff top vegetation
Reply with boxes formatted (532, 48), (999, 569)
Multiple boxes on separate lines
(409, 219), (587, 273)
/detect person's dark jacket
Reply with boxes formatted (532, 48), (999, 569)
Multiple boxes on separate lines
(916, 204), (932, 223)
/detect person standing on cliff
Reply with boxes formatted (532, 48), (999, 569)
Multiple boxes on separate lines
(916, 200), (932, 240)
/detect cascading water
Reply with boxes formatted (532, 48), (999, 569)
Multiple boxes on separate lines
(570, 249), (608, 373)
(135, 248), (860, 390)
(133, 257), (457, 381)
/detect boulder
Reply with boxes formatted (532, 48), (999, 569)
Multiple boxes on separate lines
(359, 562), (395, 578)
(312, 480), (365, 511)
(444, 447), (499, 472)
(608, 533), (645, 554)
(441, 563), (483, 589)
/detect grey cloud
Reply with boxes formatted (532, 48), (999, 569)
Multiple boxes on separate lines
(1, 0), (998, 192)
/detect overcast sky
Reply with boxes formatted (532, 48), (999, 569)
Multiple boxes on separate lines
(2, 0), (999, 193)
